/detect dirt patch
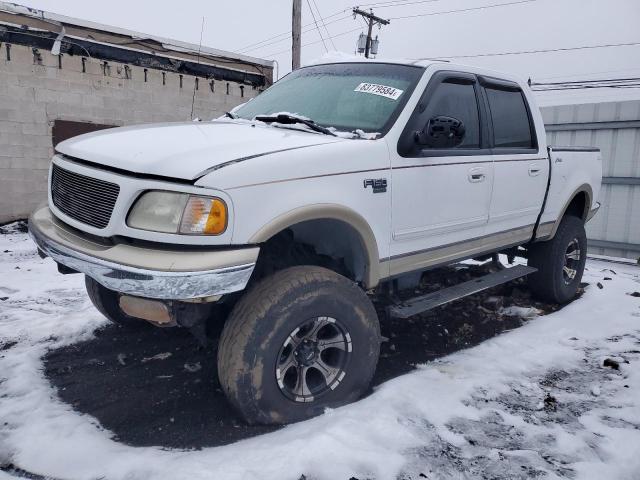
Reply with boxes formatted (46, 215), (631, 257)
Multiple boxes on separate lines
(43, 263), (561, 449)
(0, 220), (27, 234)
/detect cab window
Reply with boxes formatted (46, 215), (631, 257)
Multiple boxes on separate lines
(422, 81), (481, 149)
(485, 87), (534, 148)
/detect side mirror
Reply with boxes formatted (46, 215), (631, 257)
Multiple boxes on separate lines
(414, 115), (466, 149)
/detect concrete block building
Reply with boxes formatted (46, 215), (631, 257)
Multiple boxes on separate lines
(0, 2), (273, 223)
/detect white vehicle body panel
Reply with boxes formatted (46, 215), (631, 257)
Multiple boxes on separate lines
(389, 154), (494, 256)
(540, 148), (603, 230)
(198, 139), (392, 261)
(41, 60), (603, 289)
(55, 122), (344, 181)
(488, 155), (548, 234)
(48, 155), (238, 245)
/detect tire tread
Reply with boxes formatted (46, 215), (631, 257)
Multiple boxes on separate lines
(217, 266), (378, 423)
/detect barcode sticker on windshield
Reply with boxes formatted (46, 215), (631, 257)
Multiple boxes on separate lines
(354, 83), (404, 100)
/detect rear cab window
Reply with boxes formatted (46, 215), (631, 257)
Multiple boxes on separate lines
(480, 77), (538, 152)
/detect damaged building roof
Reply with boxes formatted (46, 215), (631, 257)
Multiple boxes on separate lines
(0, 1), (274, 86)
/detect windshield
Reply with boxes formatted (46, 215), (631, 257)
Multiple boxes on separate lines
(234, 63), (423, 135)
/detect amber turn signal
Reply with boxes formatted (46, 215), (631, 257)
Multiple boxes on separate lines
(179, 196), (227, 235)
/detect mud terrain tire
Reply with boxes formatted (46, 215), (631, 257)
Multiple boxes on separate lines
(217, 266), (380, 425)
(528, 215), (587, 303)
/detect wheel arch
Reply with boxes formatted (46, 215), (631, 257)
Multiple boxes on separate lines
(547, 184), (593, 240)
(248, 204), (381, 288)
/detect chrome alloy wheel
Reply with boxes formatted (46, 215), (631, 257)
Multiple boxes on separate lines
(563, 238), (581, 284)
(275, 316), (352, 403)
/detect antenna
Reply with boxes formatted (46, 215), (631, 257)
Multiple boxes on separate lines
(190, 16), (205, 120)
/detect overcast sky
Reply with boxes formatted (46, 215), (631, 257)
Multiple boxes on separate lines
(13, 0), (640, 105)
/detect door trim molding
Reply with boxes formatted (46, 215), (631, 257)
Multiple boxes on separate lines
(489, 206), (541, 222)
(383, 224), (534, 278)
(393, 215), (488, 241)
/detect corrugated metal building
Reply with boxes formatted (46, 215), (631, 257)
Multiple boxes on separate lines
(541, 100), (640, 261)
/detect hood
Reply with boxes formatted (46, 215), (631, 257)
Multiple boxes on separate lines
(55, 121), (344, 181)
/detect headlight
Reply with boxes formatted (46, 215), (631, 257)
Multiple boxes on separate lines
(127, 191), (227, 235)
(180, 196), (227, 235)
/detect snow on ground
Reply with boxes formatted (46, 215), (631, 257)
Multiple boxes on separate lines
(1, 224), (639, 480)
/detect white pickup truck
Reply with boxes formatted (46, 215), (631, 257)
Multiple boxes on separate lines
(29, 59), (602, 425)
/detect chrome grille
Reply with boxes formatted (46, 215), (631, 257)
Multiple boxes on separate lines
(51, 164), (120, 229)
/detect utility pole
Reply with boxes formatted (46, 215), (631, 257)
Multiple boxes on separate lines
(292, 0), (302, 70)
(353, 8), (389, 58)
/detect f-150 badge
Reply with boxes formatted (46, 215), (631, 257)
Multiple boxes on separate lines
(363, 178), (387, 193)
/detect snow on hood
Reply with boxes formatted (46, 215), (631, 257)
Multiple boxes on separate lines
(55, 121), (344, 181)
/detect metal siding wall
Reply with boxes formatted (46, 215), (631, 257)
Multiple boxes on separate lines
(542, 100), (640, 260)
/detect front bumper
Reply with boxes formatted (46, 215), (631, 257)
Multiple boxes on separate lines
(28, 205), (258, 300)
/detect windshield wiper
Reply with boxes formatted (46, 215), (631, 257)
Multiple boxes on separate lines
(254, 113), (336, 137)
(224, 111), (238, 119)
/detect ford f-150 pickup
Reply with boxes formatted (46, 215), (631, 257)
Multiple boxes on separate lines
(28, 59), (602, 425)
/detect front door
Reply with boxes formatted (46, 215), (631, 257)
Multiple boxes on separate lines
(389, 71), (494, 277)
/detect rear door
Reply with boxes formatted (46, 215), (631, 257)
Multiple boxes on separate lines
(480, 77), (549, 240)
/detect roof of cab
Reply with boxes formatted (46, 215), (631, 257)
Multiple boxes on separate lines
(305, 53), (529, 90)
(306, 52), (446, 68)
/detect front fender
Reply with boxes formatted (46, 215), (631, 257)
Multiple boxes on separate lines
(249, 204), (382, 288)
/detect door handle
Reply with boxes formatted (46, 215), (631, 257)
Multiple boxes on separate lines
(528, 163), (541, 177)
(468, 168), (486, 183)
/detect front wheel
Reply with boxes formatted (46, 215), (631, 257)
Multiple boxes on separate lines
(528, 215), (587, 303)
(217, 266), (380, 425)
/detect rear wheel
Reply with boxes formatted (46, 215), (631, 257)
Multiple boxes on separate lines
(85, 276), (148, 328)
(528, 215), (587, 303)
(217, 266), (380, 425)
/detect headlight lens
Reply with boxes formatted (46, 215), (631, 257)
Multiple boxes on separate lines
(180, 196), (227, 235)
(127, 191), (188, 233)
(127, 191), (227, 235)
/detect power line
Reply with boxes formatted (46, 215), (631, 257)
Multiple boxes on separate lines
(236, 8), (349, 53)
(306, 0), (328, 52)
(312, 0), (337, 50)
(437, 41), (640, 59)
(533, 84), (640, 90)
(536, 67), (640, 82)
(238, 0), (491, 55)
(264, 0), (538, 59)
(240, 14), (352, 53)
(390, 0), (536, 20)
(264, 26), (364, 58)
(358, 0), (444, 9)
(356, 0), (441, 7)
(237, 8), (347, 51)
(531, 77), (640, 87)
(533, 84), (640, 91)
(530, 76), (640, 91)
(245, 0), (536, 58)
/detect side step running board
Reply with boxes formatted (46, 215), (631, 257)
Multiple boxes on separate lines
(388, 265), (537, 319)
